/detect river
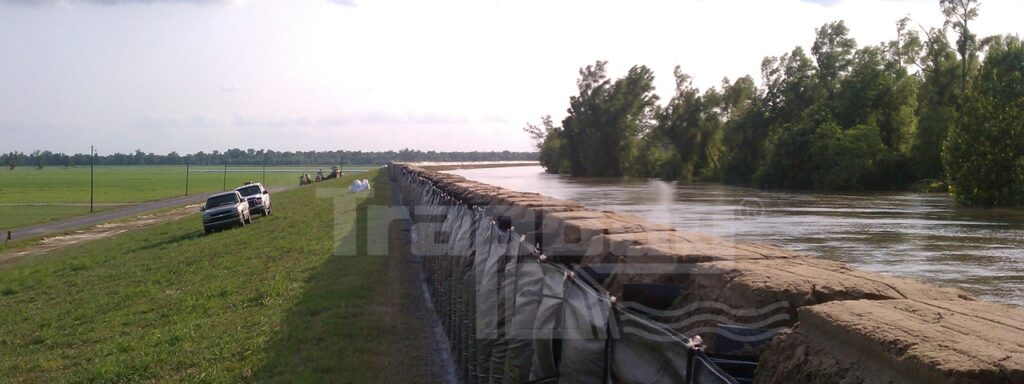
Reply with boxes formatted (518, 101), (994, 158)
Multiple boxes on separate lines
(447, 165), (1024, 306)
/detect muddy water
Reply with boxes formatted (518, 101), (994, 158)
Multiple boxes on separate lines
(448, 166), (1024, 306)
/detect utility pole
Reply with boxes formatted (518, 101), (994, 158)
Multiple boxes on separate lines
(90, 145), (95, 213)
(185, 159), (190, 196)
(222, 162), (228, 191)
(262, 150), (267, 185)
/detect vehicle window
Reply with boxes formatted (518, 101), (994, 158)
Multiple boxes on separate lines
(206, 194), (238, 208)
(237, 186), (262, 196)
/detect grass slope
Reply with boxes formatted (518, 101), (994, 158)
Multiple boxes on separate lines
(0, 170), (439, 383)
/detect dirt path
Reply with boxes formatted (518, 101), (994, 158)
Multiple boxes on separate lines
(0, 203), (203, 263)
(0, 203), (138, 207)
(4, 194), (209, 242)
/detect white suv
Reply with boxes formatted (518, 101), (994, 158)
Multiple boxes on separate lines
(235, 182), (273, 217)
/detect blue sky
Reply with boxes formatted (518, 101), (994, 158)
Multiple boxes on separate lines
(0, 0), (1020, 155)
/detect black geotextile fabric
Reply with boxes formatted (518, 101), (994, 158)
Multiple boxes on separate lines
(389, 165), (743, 384)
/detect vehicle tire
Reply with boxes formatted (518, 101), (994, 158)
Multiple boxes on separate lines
(204, 227), (211, 234)
(239, 215), (246, 228)
(262, 207), (269, 217)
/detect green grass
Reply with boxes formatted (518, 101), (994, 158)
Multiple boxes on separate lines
(0, 170), (437, 383)
(0, 165), (379, 229)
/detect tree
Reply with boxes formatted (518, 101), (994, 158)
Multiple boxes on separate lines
(560, 62), (658, 177)
(604, 65), (659, 175)
(4, 152), (20, 170)
(812, 21), (857, 100)
(816, 124), (909, 190)
(134, 149), (146, 165)
(887, 16), (923, 69)
(519, 5), (1019, 200)
(762, 47), (822, 124)
(654, 67), (725, 181)
(32, 150), (44, 170)
(561, 61), (611, 176)
(753, 45), (829, 189)
(522, 116), (550, 151)
(835, 44), (918, 152)
(944, 36), (1024, 206)
(912, 27), (961, 179)
(525, 116), (571, 174)
(720, 76), (768, 184)
(940, 0), (980, 96)
(755, 119), (832, 190)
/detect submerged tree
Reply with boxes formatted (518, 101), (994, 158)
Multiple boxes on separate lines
(559, 61), (658, 177)
(720, 75), (767, 184)
(524, 0), (1021, 203)
(525, 116), (571, 174)
(945, 36), (1024, 206)
(912, 27), (961, 179)
(653, 67), (725, 181)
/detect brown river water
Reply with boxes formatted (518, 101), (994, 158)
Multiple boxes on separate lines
(448, 165), (1024, 306)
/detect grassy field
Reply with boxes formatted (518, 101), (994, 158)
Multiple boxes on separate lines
(0, 170), (441, 383)
(0, 165), (378, 229)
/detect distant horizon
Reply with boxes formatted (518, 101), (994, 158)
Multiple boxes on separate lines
(1, 147), (538, 167)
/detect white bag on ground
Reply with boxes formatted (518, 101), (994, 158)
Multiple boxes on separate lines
(349, 179), (371, 192)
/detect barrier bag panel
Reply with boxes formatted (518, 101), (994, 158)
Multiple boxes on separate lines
(488, 230), (521, 384)
(392, 165), (751, 384)
(689, 351), (741, 384)
(501, 242), (544, 383)
(611, 308), (690, 384)
(558, 278), (614, 383)
(530, 262), (568, 382)
(474, 224), (506, 383)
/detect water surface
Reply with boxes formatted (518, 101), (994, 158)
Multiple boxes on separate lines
(448, 166), (1024, 306)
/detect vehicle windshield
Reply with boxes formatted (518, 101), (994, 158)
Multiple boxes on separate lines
(206, 194), (239, 208)
(237, 186), (261, 196)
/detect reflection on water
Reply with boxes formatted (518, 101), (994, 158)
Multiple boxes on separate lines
(448, 166), (1024, 306)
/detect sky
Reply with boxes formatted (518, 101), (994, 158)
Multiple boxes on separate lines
(0, 0), (1021, 155)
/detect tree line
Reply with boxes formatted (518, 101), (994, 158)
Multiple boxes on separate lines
(2, 148), (537, 169)
(526, 0), (1023, 206)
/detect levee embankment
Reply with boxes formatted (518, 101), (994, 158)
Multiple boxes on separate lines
(392, 162), (1024, 384)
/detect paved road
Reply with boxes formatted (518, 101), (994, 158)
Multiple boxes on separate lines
(5, 185), (297, 241)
